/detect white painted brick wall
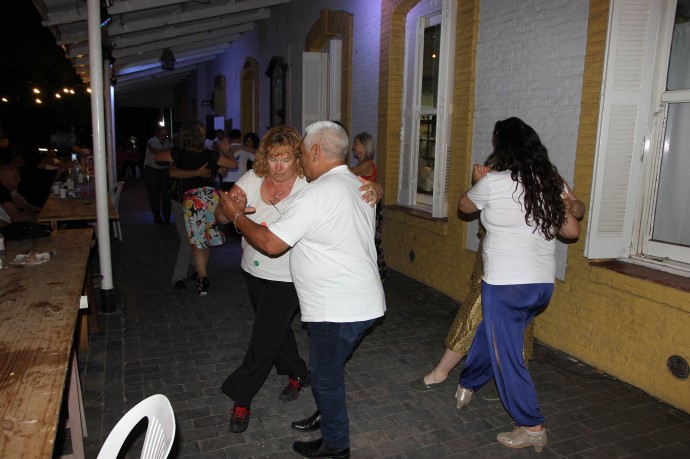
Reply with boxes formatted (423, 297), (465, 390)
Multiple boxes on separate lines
(468, 0), (589, 279)
(202, 0), (381, 151)
(348, 2), (381, 151)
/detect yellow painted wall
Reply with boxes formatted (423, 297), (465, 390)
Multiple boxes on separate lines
(379, 0), (690, 413)
(537, 0), (690, 413)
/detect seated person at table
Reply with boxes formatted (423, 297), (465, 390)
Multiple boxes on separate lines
(0, 165), (39, 222)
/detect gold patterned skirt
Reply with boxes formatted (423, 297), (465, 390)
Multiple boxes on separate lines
(445, 236), (534, 361)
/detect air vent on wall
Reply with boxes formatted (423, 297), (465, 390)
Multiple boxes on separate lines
(667, 355), (689, 379)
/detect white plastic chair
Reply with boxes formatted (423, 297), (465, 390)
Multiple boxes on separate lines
(97, 394), (176, 459)
(109, 181), (124, 241)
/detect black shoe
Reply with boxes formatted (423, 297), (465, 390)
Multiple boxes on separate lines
(291, 411), (321, 432)
(197, 276), (209, 296)
(292, 438), (349, 459)
(279, 374), (310, 402)
(173, 280), (187, 290)
(229, 403), (250, 433)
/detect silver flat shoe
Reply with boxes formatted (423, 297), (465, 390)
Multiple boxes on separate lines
(455, 385), (473, 410)
(497, 426), (547, 452)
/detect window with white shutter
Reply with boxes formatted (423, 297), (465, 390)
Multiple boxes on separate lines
(587, 0), (690, 268)
(302, 52), (325, 132)
(397, 0), (457, 218)
(302, 39), (342, 133)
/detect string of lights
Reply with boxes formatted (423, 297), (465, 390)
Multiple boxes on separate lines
(1, 86), (91, 105)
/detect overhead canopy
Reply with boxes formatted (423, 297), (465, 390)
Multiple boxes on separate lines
(30, 0), (290, 96)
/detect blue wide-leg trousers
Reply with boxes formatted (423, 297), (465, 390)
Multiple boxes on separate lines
(460, 281), (553, 427)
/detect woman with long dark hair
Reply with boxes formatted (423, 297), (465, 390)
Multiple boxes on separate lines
(455, 118), (580, 452)
(411, 117), (586, 393)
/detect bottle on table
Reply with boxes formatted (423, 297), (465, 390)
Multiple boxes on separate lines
(75, 160), (83, 184)
(73, 161), (81, 196)
(66, 170), (74, 192)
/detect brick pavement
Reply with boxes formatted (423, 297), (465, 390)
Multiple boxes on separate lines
(56, 182), (690, 458)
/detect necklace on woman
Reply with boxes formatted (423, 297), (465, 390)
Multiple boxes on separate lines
(268, 175), (296, 204)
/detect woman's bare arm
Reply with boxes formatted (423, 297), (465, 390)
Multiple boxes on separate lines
(350, 161), (374, 178)
(562, 180), (585, 220)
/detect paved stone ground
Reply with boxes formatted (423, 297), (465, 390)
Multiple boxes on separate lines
(55, 181), (690, 458)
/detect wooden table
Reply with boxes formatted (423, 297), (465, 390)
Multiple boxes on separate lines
(37, 185), (118, 230)
(0, 229), (93, 458)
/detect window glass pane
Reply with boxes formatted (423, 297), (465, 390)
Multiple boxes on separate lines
(666, 0), (690, 90)
(421, 23), (440, 109)
(651, 102), (690, 246)
(417, 21), (440, 198)
(417, 114), (436, 195)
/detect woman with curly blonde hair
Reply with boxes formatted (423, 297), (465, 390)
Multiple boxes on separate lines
(215, 125), (310, 434)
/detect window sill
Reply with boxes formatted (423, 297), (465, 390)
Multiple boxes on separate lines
(590, 259), (690, 293)
(386, 205), (448, 223)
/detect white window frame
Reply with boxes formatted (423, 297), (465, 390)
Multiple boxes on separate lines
(587, 0), (690, 270)
(637, 4), (690, 264)
(397, 0), (457, 218)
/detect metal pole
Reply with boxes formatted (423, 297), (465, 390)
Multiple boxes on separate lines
(103, 60), (117, 191)
(87, 0), (115, 307)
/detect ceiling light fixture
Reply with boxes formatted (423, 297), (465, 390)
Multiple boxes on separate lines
(160, 48), (176, 71)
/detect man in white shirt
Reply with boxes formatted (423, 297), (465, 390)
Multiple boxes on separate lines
(221, 129), (255, 191)
(143, 126), (172, 224)
(218, 121), (385, 459)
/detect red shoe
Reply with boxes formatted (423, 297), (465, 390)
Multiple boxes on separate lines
(279, 374), (310, 402)
(229, 403), (250, 433)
